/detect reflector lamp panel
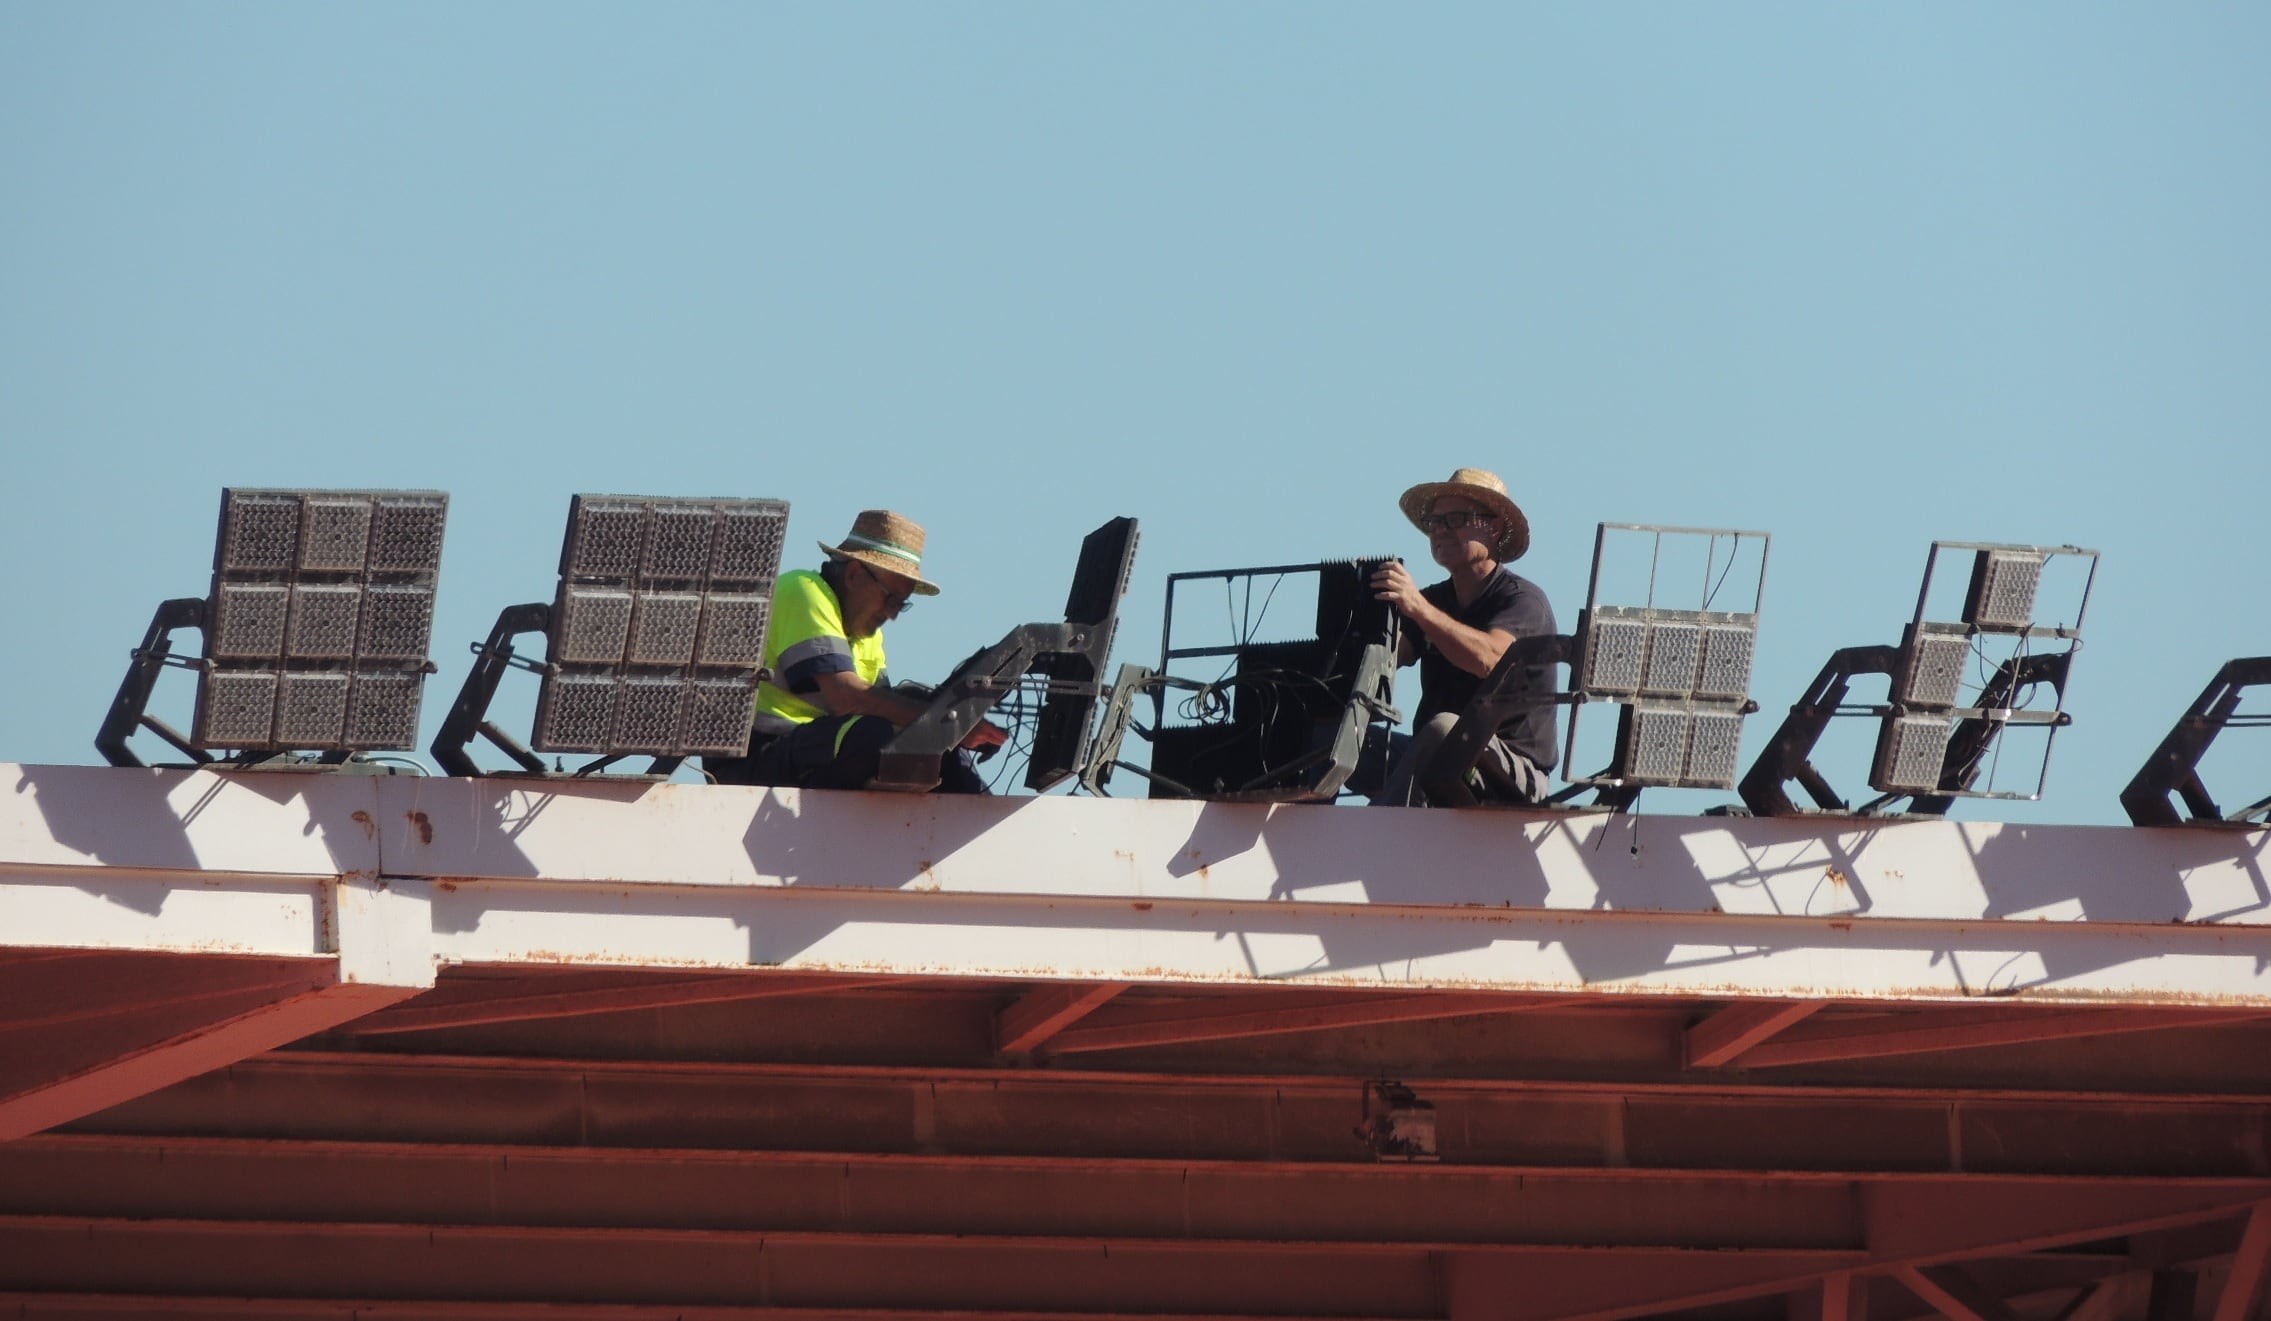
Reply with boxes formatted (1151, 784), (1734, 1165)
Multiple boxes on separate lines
(1583, 614), (1647, 696)
(696, 595), (770, 667)
(298, 497), (374, 572)
(368, 495), (449, 575)
(211, 583), (290, 661)
(1620, 708), (1694, 785)
(1683, 711), (1746, 787)
(286, 585), (362, 661)
(1900, 628), (1970, 710)
(345, 672), (425, 750)
(194, 671), (278, 748)
(628, 593), (703, 667)
(1963, 550), (2045, 632)
(194, 488), (449, 755)
(1694, 625), (1755, 702)
(712, 504), (790, 583)
(1872, 715), (1955, 794)
(684, 676), (759, 752)
(556, 588), (635, 666)
(534, 674), (616, 753)
(1640, 622), (1702, 698)
(536, 495), (789, 758)
(358, 585), (436, 663)
(643, 505), (717, 582)
(218, 492), (302, 573)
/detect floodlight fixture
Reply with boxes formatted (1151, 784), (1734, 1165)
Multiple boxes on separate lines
(867, 517), (1140, 794)
(97, 489), (449, 769)
(431, 494), (787, 778)
(1080, 556), (1401, 802)
(1424, 523), (1769, 812)
(1739, 540), (2096, 818)
(2120, 657), (2271, 828)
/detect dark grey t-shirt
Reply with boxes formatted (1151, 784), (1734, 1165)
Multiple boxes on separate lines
(1413, 567), (1559, 771)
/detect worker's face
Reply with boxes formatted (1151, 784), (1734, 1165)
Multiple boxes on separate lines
(842, 560), (917, 638)
(1421, 495), (1504, 571)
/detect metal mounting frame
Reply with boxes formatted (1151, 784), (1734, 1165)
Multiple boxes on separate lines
(1117, 558), (1403, 803)
(2121, 656), (2271, 828)
(869, 517), (1140, 795)
(1740, 541), (2095, 819)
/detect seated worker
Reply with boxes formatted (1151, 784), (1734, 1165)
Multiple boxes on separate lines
(1368, 468), (1558, 806)
(707, 509), (1005, 793)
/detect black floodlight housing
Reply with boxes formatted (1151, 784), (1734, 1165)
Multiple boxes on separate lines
(2121, 657), (2271, 828)
(431, 495), (787, 778)
(1423, 523), (1768, 812)
(1740, 540), (2097, 818)
(867, 516), (1139, 794)
(98, 489), (449, 769)
(1080, 557), (1402, 802)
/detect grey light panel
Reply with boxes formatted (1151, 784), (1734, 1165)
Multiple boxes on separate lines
(1622, 708), (1694, 784)
(537, 495), (790, 757)
(1967, 550), (2044, 632)
(193, 489), (448, 753)
(1695, 626), (1755, 702)
(1901, 628), (1970, 710)
(1583, 615), (1648, 696)
(1640, 623), (1702, 698)
(1685, 711), (1746, 787)
(1873, 715), (1955, 794)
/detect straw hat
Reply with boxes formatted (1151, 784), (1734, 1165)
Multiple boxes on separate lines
(818, 509), (942, 596)
(1397, 468), (1530, 561)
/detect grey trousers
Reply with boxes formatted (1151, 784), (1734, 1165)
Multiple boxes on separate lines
(1371, 711), (1548, 807)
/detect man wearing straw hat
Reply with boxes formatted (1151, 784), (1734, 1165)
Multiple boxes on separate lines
(1368, 468), (1558, 806)
(707, 509), (1006, 793)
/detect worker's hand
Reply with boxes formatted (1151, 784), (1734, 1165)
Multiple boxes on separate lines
(1370, 559), (1427, 618)
(960, 719), (1009, 752)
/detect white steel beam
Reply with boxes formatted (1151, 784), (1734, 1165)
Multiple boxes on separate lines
(4, 764), (2271, 1008)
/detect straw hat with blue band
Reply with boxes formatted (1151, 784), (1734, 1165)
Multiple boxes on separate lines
(1397, 467), (1531, 561)
(819, 509), (942, 596)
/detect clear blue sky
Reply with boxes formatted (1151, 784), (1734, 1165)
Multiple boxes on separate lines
(3, 3), (2265, 823)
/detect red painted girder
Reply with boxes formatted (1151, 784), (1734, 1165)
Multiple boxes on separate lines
(74, 1056), (2271, 1180)
(1892, 1265), (2020, 1321)
(0, 1293), (1418, 1321)
(1040, 992), (1574, 1055)
(1686, 1001), (1826, 1068)
(1449, 1185), (2271, 1321)
(0, 1135), (1869, 1249)
(0, 1214), (1528, 1314)
(994, 982), (1129, 1054)
(2213, 1202), (2271, 1321)
(1737, 1005), (2270, 1069)
(0, 981), (416, 1143)
(345, 973), (883, 1036)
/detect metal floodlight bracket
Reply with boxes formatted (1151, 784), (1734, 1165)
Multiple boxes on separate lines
(96, 598), (216, 768)
(870, 517), (1140, 794)
(869, 620), (1109, 792)
(1132, 558), (1403, 803)
(1740, 540), (2095, 819)
(2121, 657), (2271, 828)
(1428, 523), (1769, 813)
(1076, 662), (1158, 798)
(98, 488), (450, 770)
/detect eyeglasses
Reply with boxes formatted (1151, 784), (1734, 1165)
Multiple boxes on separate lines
(1419, 509), (1497, 533)
(859, 562), (917, 613)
